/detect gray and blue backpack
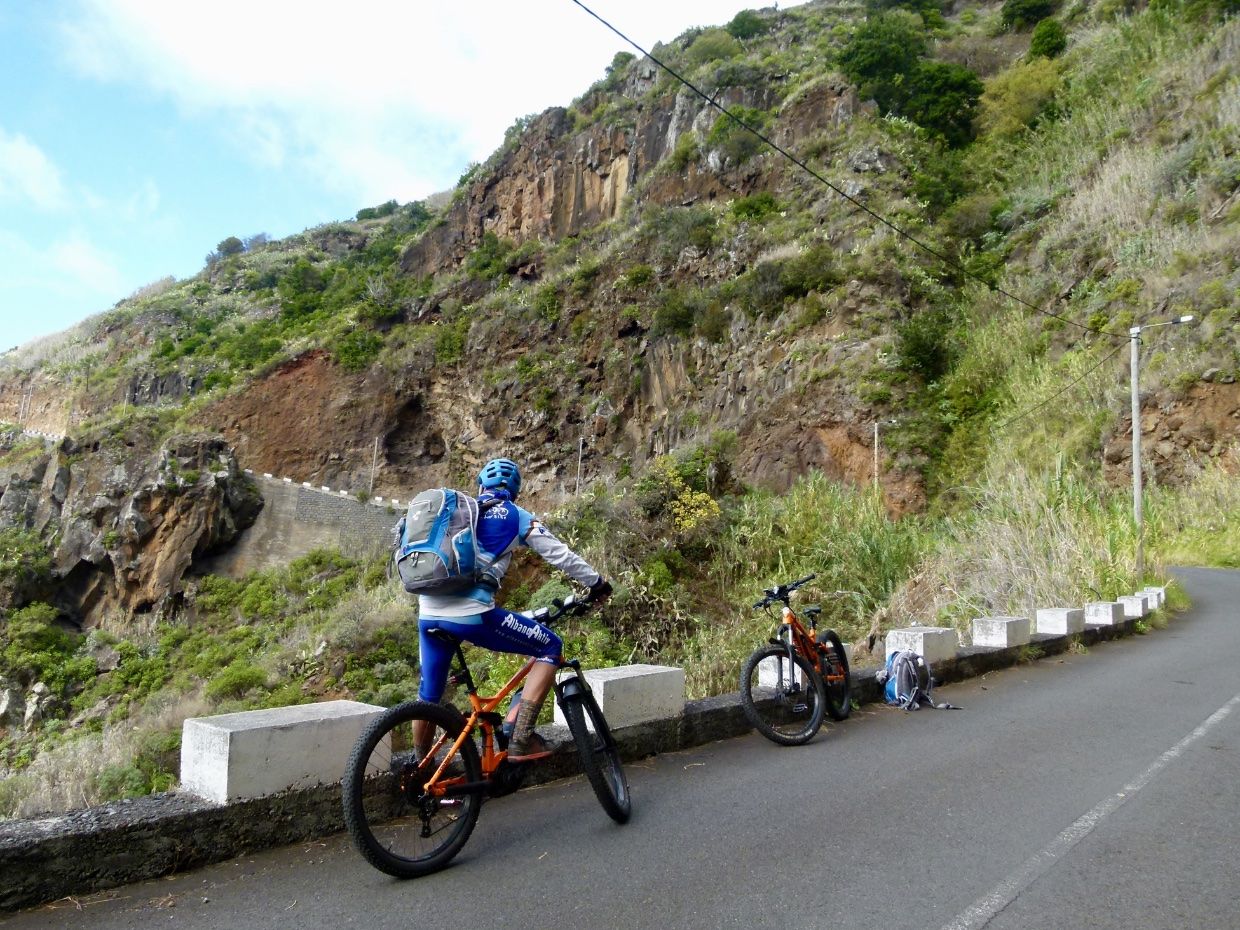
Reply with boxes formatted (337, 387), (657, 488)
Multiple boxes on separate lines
(392, 489), (484, 594)
(877, 650), (961, 710)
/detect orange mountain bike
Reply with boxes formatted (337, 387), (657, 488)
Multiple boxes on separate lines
(341, 595), (631, 878)
(739, 574), (852, 745)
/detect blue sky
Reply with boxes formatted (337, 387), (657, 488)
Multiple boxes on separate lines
(1, 0), (796, 351)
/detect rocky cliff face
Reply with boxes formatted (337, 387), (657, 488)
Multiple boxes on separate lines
(402, 79), (867, 277)
(0, 431), (261, 623)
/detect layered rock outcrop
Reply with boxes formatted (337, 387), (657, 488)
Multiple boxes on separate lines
(0, 432), (262, 622)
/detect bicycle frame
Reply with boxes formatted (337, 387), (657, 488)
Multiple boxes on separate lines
(760, 583), (848, 692)
(417, 645), (538, 795)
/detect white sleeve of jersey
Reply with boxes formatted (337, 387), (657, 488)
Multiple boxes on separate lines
(524, 521), (602, 588)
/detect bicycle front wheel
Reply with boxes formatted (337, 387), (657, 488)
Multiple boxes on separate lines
(740, 644), (826, 745)
(817, 629), (853, 721)
(559, 684), (632, 824)
(341, 700), (482, 878)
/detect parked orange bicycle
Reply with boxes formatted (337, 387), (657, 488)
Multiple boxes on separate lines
(739, 573), (852, 745)
(341, 595), (631, 878)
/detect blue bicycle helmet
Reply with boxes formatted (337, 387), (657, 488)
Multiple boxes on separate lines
(478, 457), (522, 499)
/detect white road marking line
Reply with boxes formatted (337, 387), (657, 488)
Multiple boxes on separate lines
(941, 691), (1240, 930)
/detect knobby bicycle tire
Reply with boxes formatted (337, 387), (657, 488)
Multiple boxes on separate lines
(341, 700), (483, 878)
(816, 629), (853, 721)
(559, 686), (632, 823)
(739, 644), (826, 745)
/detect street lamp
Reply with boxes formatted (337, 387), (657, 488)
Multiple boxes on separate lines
(1128, 314), (1195, 581)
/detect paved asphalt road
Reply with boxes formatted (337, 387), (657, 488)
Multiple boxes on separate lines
(5, 566), (1238, 930)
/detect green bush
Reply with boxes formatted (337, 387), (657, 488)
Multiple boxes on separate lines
(333, 329), (383, 372)
(705, 107), (770, 165)
(205, 662), (267, 702)
(356, 199), (399, 221)
(687, 28), (743, 65)
(977, 57), (1063, 137)
(901, 61), (984, 147)
(1002, 0), (1057, 29)
(0, 527), (53, 607)
(837, 12), (926, 112)
(731, 192), (780, 221)
(277, 258), (327, 319)
(895, 307), (956, 381)
(667, 134), (700, 172)
(465, 232), (517, 280)
(532, 286), (561, 323)
(726, 10), (769, 40)
(647, 205), (718, 261)
(652, 288), (704, 338)
(1029, 18), (1067, 58)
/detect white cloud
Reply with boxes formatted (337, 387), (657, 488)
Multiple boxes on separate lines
(0, 229), (124, 303)
(56, 0), (770, 202)
(0, 128), (69, 210)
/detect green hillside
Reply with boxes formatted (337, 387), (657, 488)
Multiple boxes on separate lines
(1, 0), (1238, 818)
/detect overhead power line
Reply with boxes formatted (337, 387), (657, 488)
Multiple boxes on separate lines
(568, 0), (1124, 342)
(994, 342), (1126, 432)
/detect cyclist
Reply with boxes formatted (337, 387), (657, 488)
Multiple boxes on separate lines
(413, 457), (612, 762)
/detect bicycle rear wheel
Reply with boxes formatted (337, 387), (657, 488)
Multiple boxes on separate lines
(739, 644), (826, 745)
(817, 629), (853, 721)
(341, 700), (482, 878)
(559, 683), (632, 824)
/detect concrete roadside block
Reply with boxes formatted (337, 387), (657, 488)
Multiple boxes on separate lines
(885, 627), (957, 664)
(1119, 594), (1151, 619)
(1036, 607), (1085, 635)
(972, 616), (1031, 649)
(1085, 601), (1125, 626)
(553, 664), (685, 732)
(181, 700), (385, 805)
(1142, 586), (1167, 608)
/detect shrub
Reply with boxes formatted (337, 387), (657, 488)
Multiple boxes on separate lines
(652, 288), (704, 338)
(465, 232), (516, 280)
(619, 264), (655, 289)
(0, 527), (53, 607)
(901, 61), (984, 147)
(647, 205), (718, 260)
(216, 236), (244, 258)
(1001, 0), (1057, 29)
(435, 316), (471, 365)
(726, 10), (769, 40)
(705, 107), (770, 165)
(1029, 18), (1067, 58)
(333, 329), (383, 372)
(277, 258), (327, 318)
(533, 285), (561, 323)
(687, 28), (743, 65)
(976, 57), (1063, 137)
(895, 306), (956, 381)
(205, 662), (267, 702)
(837, 12), (927, 112)
(731, 191), (780, 221)
(356, 200), (399, 221)
(667, 133), (700, 173)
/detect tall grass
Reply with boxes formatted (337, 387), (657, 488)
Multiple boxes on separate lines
(680, 472), (930, 696)
(886, 462), (1141, 636)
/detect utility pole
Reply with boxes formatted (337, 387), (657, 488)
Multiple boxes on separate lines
(873, 422), (879, 492)
(369, 436), (379, 496)
(1128, 315), (1194, 583)
(576, 436), (584, 495)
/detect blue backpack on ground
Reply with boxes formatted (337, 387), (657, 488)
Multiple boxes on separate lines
(877, 650), (961, 711)
(392, 489), (482, 594)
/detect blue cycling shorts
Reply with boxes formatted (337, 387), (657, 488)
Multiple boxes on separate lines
(418, 607), (563, 703)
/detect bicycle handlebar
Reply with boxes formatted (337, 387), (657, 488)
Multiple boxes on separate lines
(530, 593), (595, 625)
(751, 573), (817, 609)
